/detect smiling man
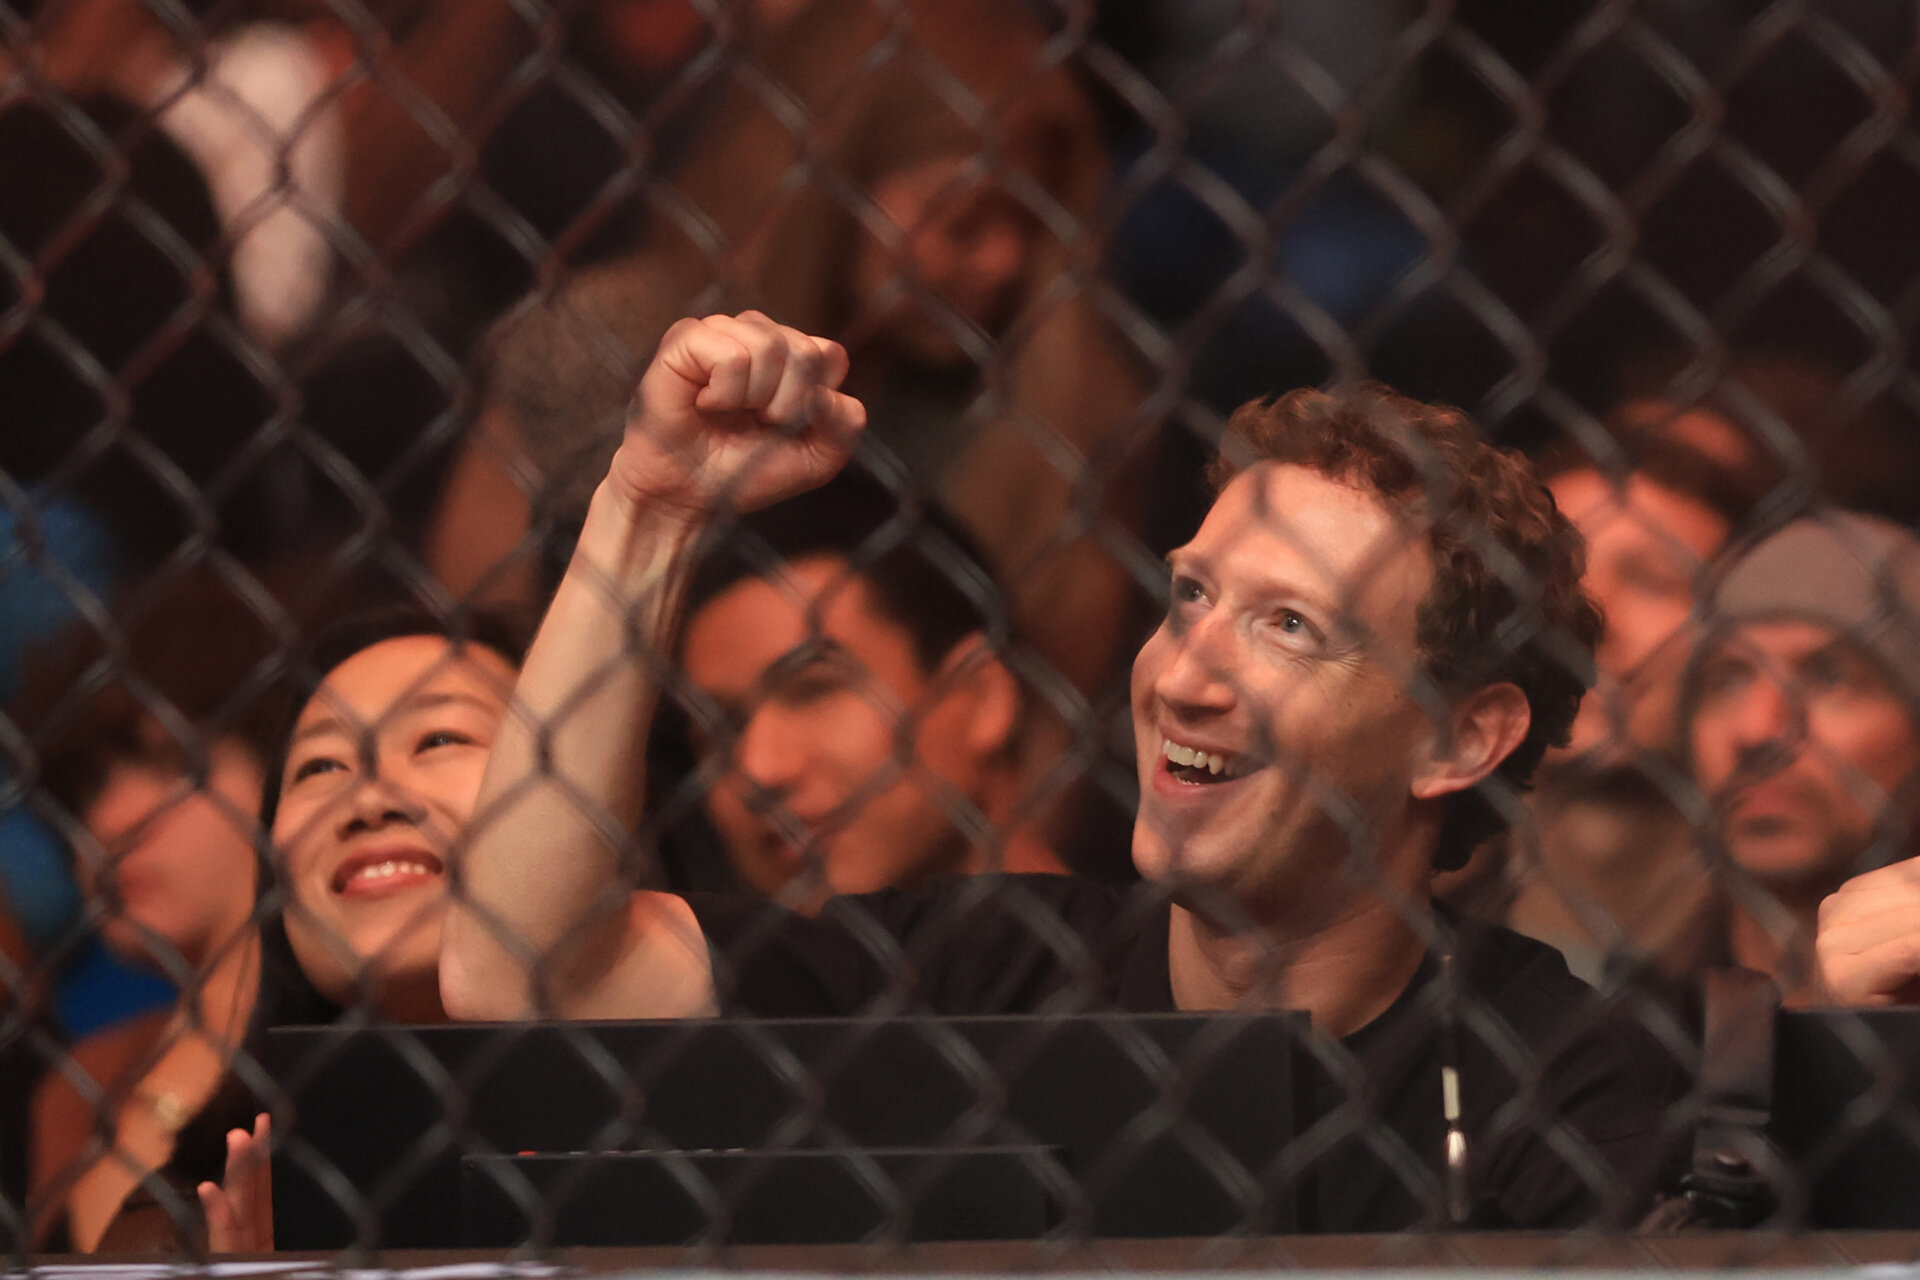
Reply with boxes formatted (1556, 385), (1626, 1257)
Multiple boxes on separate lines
(443, 312), (1679, 1229)
(672, 471), (1062, 911)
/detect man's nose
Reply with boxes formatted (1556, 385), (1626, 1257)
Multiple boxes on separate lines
(1153, 613), (1237, 714)
(733, 707), (808, 797)
(967, 220), (1028, 295)
(1726, 676), (1802, 772)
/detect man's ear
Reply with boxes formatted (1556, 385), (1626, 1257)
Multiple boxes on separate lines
(939, 633), (1021, 758)
(1411, 681), (1532, 800)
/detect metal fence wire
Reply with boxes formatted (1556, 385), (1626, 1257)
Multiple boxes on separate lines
(5, 0), (1920, 1264)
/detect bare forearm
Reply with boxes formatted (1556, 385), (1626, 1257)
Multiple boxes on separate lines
(441, 312), (860, 1021)
(442, 479), (701, 1018)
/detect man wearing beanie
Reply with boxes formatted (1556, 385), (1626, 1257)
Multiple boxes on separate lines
(1683, 512), (1920, 1001)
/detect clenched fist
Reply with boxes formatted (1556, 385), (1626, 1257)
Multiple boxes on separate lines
(607, 311), (865, 521)
(1817, 860), (1920, 1005)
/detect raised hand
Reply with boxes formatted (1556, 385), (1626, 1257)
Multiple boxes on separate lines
(1816, 860), (1920, 1005)
(606, 311), (864, 521)
(198, 1112), (273, 1254)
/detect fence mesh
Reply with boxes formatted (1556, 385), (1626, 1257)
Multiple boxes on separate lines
(5, 0), (1920, 1264)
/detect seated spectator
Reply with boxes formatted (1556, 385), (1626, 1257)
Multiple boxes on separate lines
(431, 0), (1150, 699)
(64, 608), (528, 1253)
(15, 574), (279, 1251)
(1683, 513), (1920, 1002)
(1495, 432), (1753, 982)
(445, 313), (1681, 1230)
(672, 472), (1063, 912)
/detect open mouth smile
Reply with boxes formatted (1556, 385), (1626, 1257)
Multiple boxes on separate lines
(332, 848), (446, 898)
(1161, 738), (1251, 785)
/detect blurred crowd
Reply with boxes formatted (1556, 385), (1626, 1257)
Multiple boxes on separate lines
(5, 0), (1920, 1253)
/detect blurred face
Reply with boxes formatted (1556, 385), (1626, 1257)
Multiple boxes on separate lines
(1690, 619), (1920, 894)
(682, 557), (995, 914)
(852, 154), (1042, 366)
(1129, 464), (1438, 926)
(271, 636), (515, 1012)
(1549, 469), (1728, 762)
(80, 739), (263, 968)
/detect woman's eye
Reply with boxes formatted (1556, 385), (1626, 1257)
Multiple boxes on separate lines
(290, 756), (344, 784)
(418, 730), (473, 752)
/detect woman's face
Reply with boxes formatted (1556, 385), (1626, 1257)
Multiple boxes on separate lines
(271, 635), (515, 1014)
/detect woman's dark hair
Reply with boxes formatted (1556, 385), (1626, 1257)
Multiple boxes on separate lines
(157, 606), (534, 1208)
(254, 605), (535, 832)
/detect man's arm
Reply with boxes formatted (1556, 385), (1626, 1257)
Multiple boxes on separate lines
(1816, 860), (1920, 1006)
(441, 312), (864, 1021)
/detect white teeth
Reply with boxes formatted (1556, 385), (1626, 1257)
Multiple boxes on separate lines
(1162, 739), (1235, 777)
(353, 859), (431, 883)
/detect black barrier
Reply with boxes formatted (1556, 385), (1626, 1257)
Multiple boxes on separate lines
(268, 1015), (1306, 1247)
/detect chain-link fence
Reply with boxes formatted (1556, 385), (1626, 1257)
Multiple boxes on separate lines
(6, 0), (1920, 1265)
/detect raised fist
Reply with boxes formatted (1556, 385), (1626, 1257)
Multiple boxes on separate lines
(607, 311), (865, 521)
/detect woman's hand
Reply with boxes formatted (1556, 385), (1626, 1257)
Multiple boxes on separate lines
(605, 311), (864, 522)
(198, 1112), (273, 1253)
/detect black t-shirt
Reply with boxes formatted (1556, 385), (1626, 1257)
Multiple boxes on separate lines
(688, 874), (1683, 1232)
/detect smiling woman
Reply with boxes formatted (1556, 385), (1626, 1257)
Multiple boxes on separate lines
(90, 607), (531, 1253)
(265, 627), (523, 1025)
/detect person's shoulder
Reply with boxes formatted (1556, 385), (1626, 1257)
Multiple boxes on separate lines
(1457, 917), (1685, 1100)
(1460, 919), (1594, 1007)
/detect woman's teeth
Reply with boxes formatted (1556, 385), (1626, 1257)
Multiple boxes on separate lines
(353, 859), (433, 883)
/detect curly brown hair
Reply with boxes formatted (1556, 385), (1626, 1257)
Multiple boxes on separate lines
(1210, 383), (1602, 871)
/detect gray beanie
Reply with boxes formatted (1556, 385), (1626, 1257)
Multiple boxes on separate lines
(1707, 512), (1920, 706)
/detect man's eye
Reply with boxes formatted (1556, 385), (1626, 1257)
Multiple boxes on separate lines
(418, 730), (473, 752)
(1800, 653), (1852, 692)
(1274, 609), (1323, 645)
(1169, 575), (1206, 606)
(1616, 555), (1690, 600)
(777, 669), (848, 706)
(1699, 657), (1750, 698)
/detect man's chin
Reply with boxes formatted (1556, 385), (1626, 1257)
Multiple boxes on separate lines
(1727, 833), (1852, 896)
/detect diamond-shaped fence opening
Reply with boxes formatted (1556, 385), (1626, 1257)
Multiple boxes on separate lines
(8, 0), (1920, 1268)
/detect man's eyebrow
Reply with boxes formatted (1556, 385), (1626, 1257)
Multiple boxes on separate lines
(761, 636), (854, 684)
(1168, 548), (1342, 618)
(289, 691), (499, 745)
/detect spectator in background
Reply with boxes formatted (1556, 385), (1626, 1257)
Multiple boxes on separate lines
(431, 0), (1152, 701)
(11, 572), (280, 1251)
(671, 472), (1063, 914)
(1683, 513), (1920, 1002)
(1490, 427), (1754, 983)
